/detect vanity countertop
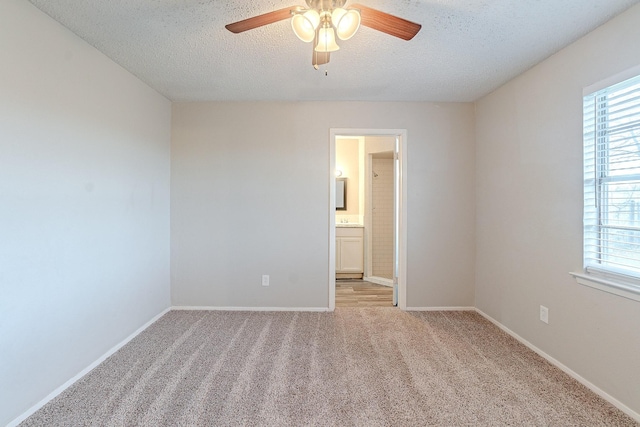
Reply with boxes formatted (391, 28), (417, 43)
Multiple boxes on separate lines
(336, 223), (364, 228)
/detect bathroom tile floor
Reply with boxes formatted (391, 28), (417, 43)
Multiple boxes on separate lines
(335, 280), (394, 307)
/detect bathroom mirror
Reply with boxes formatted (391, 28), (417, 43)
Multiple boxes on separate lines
(336, 178), (346, 210)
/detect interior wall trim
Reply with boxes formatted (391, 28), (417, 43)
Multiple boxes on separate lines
(7, 307), (172, 427)
(405, 306), (476, 311)
(475, 308), (640, 423)
(363, 276), (394, 287)
(172, 306), (331, 312)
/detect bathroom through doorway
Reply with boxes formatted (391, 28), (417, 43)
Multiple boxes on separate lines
(329, 129), (407, 311)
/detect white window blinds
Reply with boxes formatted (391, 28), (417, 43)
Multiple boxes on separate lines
(584, 73), (640, 281)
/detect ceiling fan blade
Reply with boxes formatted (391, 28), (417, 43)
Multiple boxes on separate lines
(225, 6), (299, 34)
(350, 4), (421, 41)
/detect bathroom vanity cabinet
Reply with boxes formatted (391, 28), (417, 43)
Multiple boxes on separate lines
(336, 226), (364, 278)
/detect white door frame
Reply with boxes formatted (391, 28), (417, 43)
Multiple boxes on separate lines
(329, 129), (408, 311)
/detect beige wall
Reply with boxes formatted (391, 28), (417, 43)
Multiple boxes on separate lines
(475, 3), (640, 416)
(171, 102), (476, 308)
(0, 1), (171, 425)
(365, 136), (396, 154)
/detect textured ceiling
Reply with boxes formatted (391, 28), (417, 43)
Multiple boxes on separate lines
(27, 0), (640, 102)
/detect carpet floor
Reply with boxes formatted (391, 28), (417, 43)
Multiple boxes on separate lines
(21, 309), (637, 426)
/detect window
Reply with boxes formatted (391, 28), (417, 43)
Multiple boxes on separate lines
(582, 71), (640, 296)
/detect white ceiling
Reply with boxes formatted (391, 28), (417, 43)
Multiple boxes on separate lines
(27, 0), (640, 102)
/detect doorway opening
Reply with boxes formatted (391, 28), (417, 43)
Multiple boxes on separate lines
(329, 129), (407, 311)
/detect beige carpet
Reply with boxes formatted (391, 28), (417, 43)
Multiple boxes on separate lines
(21, 309), (637, 426)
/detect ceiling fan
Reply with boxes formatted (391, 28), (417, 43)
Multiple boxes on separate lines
(225, 0), (421, 70)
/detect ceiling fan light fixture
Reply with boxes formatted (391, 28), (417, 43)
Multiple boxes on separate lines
(315, 26), (340, 52)
(291, 9), (320, 43)
(226, 3), (421, 69)
(332, 8), (360, 40)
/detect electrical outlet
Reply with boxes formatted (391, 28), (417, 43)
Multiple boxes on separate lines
(262, 275), (269, 287)
(540, 305), (549, 324)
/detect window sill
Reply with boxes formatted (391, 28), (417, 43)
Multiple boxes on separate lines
(569, 272), (640, 302)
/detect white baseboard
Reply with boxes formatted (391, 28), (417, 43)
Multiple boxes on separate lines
(405, 306), (476, 311)
(172, 306), (330, 312)
(363, 276), (394, 287)
(475, 308), (640, 423)
(8, 307), (171, 427)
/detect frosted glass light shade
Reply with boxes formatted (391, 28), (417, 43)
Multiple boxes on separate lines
(291, 10), (320, 43)
(315, 27), (340, 52)
(332, 8), (360, 40)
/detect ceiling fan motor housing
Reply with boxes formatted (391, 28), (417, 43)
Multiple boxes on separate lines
(305, 0), (347, 11)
